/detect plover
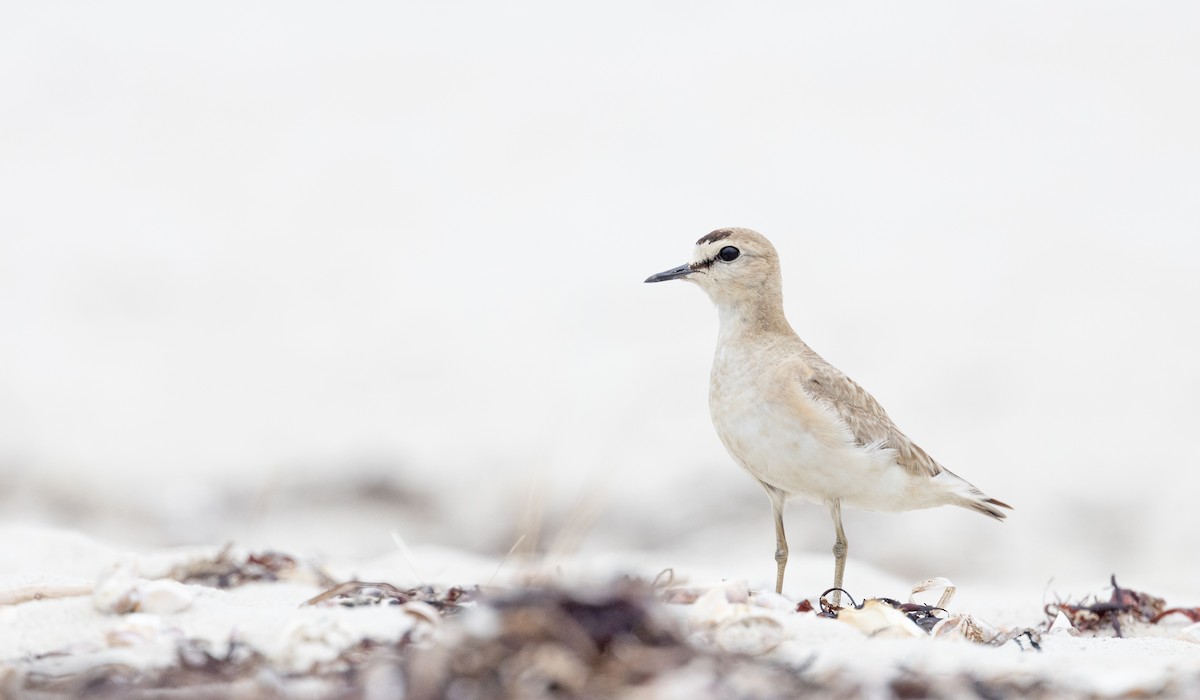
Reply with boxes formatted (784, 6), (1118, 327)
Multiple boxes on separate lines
(645, 228), (1010, 598)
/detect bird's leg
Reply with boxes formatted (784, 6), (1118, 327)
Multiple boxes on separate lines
(772, 500), (788, 595)
(829, 499), (848, 607)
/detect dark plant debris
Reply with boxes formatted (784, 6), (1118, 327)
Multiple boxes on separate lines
(304, 580), (476, 613)
(1152, 607), (1200, 624)
(874, 598), (948, 633)
(402, 582), (819, 700)
(167, 543), (319, 589)
(1012, 629), (1043, 652)
(817, 587), (857, 617)
(1044, 574), (1167, 637)
(816, 587), (951, 633)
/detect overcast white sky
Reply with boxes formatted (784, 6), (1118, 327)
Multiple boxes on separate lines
(2, 2), (1198, 592)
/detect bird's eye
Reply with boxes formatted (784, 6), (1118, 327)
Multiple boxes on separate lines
(718, 246), (740, 262)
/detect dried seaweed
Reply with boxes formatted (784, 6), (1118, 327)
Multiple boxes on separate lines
(1151, 607), (1200, 624)
(817, 584), (1040, 648)
(873, 598), (947, 633)
(817, 588), (947, 632)
(1044, 575), (1166, 637)
(817, 587), (858, 617)
(303, 580), (475, 613)
(167, 544), (314, 589)
(402, 582), (819, 700)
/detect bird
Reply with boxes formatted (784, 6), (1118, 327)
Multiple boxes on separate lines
(644, 228), (1010, 601)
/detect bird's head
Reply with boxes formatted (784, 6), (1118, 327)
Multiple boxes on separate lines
(644, 227), (783, 307)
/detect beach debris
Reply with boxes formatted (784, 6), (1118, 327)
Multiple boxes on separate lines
(167, 544), (315, 589)
(1044, 575), (1166, 637)
(872, 598), (945, 634)
(1009, 629), (1043, 651)
(1151, 607), (1200, 624)
(1176, 622), (1200, 644)
(652, 567), (676, 590)
(838, 599), (926, 638)
(281, 615), (371, 673)
(910, 577), (956, 609)
(92, 559), (140, 614)
(1047, 610), (1078, 635)
(138, 579), (198, 614)
(0, 580), (93, 606)
(92, 559), (196, 615)
(401, 582), (817, 700)
(930, 612), (1000, 642)
(712, 614), (787, 655)
(818, 579), (1038, 647)
(173, 637), (266, 684)
(682, 582), (792, 655)
(104, 613), (168, 647)
(405, 583), (675, 697)
(660, 574), (772, 610)
(817, 587), (857, 617)
(819, 586), (944, 636)
(303, 581), (475, 614)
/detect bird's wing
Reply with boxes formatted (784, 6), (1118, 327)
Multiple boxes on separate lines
(794, 359), (943, 479)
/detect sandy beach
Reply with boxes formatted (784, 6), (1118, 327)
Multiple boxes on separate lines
(3, 1), (1199, 697)
(2, 525), (1198, 698)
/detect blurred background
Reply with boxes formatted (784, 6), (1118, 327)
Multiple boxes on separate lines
(2, 2), (1197, 599)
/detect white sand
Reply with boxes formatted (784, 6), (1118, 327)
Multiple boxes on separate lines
(2, 526), (1197, 698)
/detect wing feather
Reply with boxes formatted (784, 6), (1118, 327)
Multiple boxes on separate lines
(795, 357), (943, 479)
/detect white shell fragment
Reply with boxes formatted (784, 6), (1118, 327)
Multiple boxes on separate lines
(138, 579), (197, 614)
(688, 587), (734, 628)
(92, 559), (142, 614)
(713, 614), (786, 655)
(1176, 622), (1200, 644)
(838, 599), (926, 638)
(1048, 610), (1079, 636)
(681, 583), (794, 655)
(909, 577), (956, 610)
(104, 613), (164, 647)
(931, 613), (1003, 643)
(92, 558), (197, 615)
(281, 615), (359, 673)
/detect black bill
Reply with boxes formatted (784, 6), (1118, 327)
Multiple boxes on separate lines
(644, 263), (694, 283)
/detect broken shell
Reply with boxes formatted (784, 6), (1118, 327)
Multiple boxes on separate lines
(1048, 610), (1078, 636)
(909, 577), (956, 610)
(1177, 622), (1200, 644)
(838, 600), (925, 638)
(749, 590), (795, 612)
(931, 613), (1003, 643)
(688, 587), (734, 628)
(713, 613), (786, 655)
(401, 600), (441, 626)
(105, 613), (163, 647)
(139, 579), (196, 614)
(92, 560), (141, 614)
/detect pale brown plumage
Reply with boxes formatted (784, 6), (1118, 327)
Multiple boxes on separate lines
(793, 344), (1010, 520)
(646, 226), (1011, 596)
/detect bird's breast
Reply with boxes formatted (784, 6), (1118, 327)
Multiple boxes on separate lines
(708, 343), (900, 505)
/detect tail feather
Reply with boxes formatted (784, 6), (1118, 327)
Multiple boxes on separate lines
(966, 496), (1012, 521)
(933, 471), (1012, 521)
